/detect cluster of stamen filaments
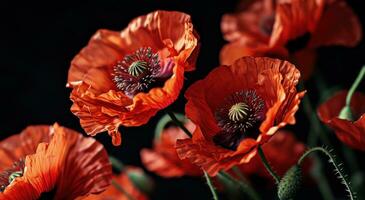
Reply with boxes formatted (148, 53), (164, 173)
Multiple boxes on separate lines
(0, 159), (25, 192)
(214, 90), (266, 150)
(112, 47), (161, 97)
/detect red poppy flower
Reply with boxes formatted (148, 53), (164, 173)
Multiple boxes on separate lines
(237, 130), (310, 179)
(220, 0), (362, 79)
(0, 124), (112, 200)
(84, 167), (149, 200)
(317, 91), (365, 151)
(141, 120), (202, 177)
(67, 10), (199, 146)
(176, 57), (305, 176)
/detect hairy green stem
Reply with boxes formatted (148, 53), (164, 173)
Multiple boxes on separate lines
(257, 146), (280, 184)
(299, 81), (338, 199)
(204, 171), (219, 200)
(298, 147), (356, 200)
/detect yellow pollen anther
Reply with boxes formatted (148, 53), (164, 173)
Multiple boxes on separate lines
(228, 102), (250, 122)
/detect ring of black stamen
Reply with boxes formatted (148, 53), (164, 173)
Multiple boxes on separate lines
(213, 90), (266, 150)
(113, 47), (161, 97)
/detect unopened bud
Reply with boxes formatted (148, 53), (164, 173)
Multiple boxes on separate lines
(278, 165), (302, 200)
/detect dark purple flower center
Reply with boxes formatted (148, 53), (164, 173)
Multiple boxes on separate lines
(0, 159), (25, 192)
(113, 47), (173, 97)
(213, 90), (266, 150)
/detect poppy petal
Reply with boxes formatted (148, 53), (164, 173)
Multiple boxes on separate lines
(0, 125), (52, 171)
(52, 125), (112, 198)
(68, 11), (199, 145)
(176, 127), (258, 176)
(219, 38), (288, 65)
(309, 1), (362, 48)
(179, 57), (303, 176)
(0, 181), (39, 200)
(141, 149), (186, 177)
(238, 130), (310, 179)
(270, 0), (325, 47)
(68, 29), (124, 94)
(70, 82), (134, 145)
(318, 91), (365, 151)
(141, 121), (201, 178)
(82, 167), (148, 200)
(18, 124), (112, 199)
(132, 58), (185, 109)
(221, 0), (276, 43)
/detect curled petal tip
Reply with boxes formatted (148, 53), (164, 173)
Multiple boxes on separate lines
(110, 129), (122, 146)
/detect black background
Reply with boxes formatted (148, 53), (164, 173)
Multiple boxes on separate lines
(1, 0), (365, 199)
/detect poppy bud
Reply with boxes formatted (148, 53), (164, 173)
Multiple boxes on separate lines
(278, 165), (302, 200)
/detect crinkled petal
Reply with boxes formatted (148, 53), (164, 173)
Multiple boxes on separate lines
(0, 125), (52, 171)
(132, 58), (185, 110)
(68, 29), (123, 94)
(176, 127), (258, 176)
(67, 11), (199, 145)
(181, 57), (303, 176)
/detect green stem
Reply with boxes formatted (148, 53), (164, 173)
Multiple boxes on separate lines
(305, 73), (360, 199)
(339, 66), (365, 120)
(218, 171), (261, 200)
(164, 113), (219, 199)
(109, 156), (125, 172)
(155, 113), (187, 140)
(298, 147), (356, 200)
(166, 111), (192, 138)
(345, 66), (365, 107)
(112, 179), (135, 200)
(232, 166), (249, 183)
(204, 171), (219, 200)
(257, 146), (280, 184)
(299, 82), (331, 146)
